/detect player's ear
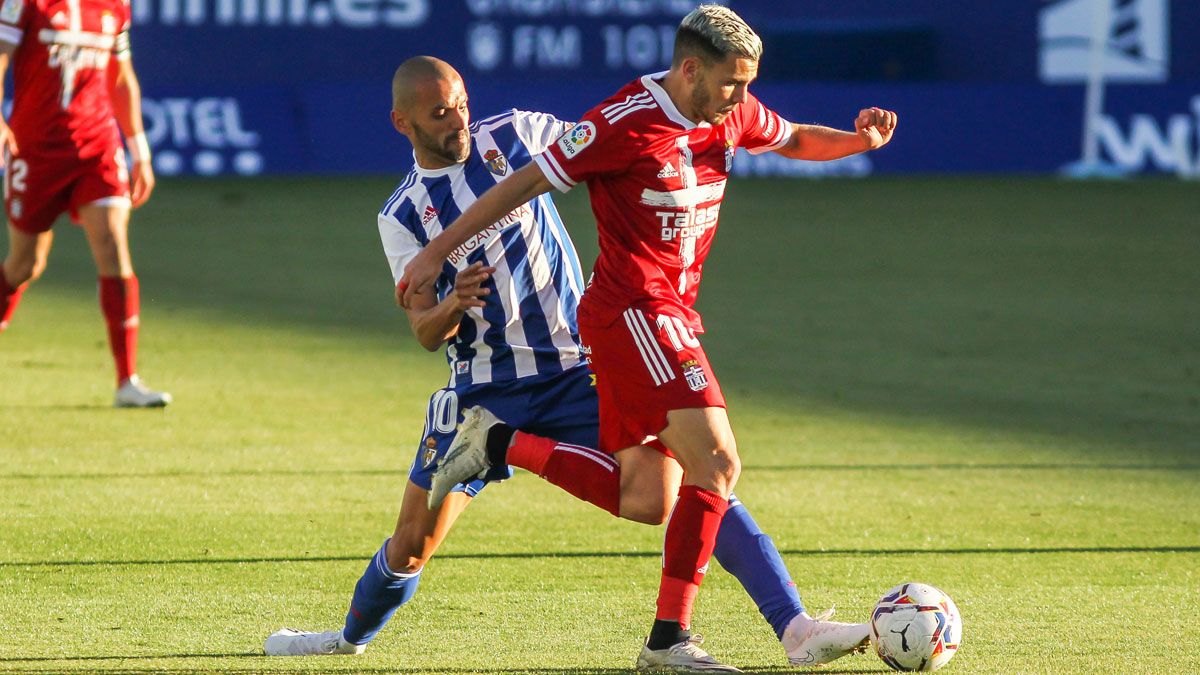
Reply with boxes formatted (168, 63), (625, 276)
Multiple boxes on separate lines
(680, 56), (702, 84)
(391, 109), (410, 135)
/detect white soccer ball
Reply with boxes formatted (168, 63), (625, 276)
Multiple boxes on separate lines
(870, 582), (962, 671)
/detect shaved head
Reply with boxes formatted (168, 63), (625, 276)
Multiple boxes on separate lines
(389, 56), (472, 169)
(392, 55), (462, 112)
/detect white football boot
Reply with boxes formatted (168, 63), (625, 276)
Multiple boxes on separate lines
(782, 608), (871, 667)
(263, 628), (365, 656)
(114, 375), (172, 408)
(636, 635), (742, 672)
(427, 406), (501, 509)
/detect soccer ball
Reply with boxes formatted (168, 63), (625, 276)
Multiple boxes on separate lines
(870, 582), (962, 671)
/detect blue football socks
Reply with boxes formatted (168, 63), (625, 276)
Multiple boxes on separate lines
(341, 539), (422, 645)
(712, 495), (805, 639)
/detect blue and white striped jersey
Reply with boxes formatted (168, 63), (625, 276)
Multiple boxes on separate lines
(378, 109), (587, 387)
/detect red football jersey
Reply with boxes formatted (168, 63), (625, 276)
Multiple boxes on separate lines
(0, 0), (130, 157)
(534, 72), (791, 332)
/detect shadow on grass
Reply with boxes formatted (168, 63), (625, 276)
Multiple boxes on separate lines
(0, 656), (660, 674)
(2, 545), (1197, 569)
(2, 463), (1196, 482)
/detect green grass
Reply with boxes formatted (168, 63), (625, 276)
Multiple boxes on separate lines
(1, 177), (1197, 673)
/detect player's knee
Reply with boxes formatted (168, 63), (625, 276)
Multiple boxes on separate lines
(705, 445), (741, 497)
(620, 496), (672, 525)
(384, 530), (430, 574)
(5, 257), (38, 285)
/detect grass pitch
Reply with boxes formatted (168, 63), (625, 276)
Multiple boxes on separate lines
(1, 177), (1197, 674)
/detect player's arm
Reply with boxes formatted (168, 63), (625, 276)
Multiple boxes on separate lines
(400, 262), (495, 352)
(0, 41), (18, 158)
(399, 162), (554, 308)
(107, 45), (154, 207)
(773, 107), (897, 161)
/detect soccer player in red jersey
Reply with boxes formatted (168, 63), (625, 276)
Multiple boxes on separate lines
(402, 6), (896, 670)
(0, 0), (170, 407)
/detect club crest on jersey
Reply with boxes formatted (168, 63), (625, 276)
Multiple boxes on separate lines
(423, 436), (438, 467)
(483, 149), (508, 176)
(421, 205), (439, 226)
(657, 162), (679, 179)
(682, 359), (709, 392)
(0, 0), (22, 24)
(456, 361), (471, 375)
(724, 140), (735, 173)
(557, 121), (596, 158)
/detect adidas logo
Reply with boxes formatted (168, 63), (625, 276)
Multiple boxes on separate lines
(657, 162), (679, 179)
(421, 205), (439, 225)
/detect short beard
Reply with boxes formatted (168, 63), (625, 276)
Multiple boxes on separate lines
(413, 123), (470, 165)
(690, 72), (713, 123)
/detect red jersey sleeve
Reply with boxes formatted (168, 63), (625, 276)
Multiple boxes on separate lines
(114, 0), (132, 59)
(0, 0), (30, 47)
(533, 103), (638, 193)
(733, 92), (793, 155)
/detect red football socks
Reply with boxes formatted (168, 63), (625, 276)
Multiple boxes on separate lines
(506, 431), (621, 517)
(0, 273), (25, 331)
(656, 485), (729, 629)
(98, 275), (139, 384)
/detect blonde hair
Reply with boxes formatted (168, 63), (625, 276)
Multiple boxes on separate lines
(674, 4), (762, 64)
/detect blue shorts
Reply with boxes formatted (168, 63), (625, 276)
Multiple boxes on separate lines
(408, 364), (600, 497)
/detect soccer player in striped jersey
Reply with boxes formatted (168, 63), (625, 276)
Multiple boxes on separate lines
(400, 6), (898, 671)
(265, 56), (856, 670)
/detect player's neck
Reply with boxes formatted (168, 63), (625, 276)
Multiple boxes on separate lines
(658, 70), (703, 125)
(414, 150), (456, 172)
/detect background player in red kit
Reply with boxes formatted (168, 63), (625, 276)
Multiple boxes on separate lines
(0, 0), (170, 407)
(402, 5), (896, 670)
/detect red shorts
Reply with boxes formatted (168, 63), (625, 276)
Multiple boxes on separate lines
(4, 145), (130, 234)
(578, 302), (726, 454)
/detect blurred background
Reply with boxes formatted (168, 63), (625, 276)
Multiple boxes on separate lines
(125, 0), (1200, 178)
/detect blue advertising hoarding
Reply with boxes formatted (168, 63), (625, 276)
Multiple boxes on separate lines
(114, 0), (1199, 176)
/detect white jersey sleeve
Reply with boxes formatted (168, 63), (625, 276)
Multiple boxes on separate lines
(378, 212), (423, 286)
(512, 110), (573, 156)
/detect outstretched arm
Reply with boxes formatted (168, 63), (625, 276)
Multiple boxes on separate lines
(773, 107), (897, 161)
(398, 161), (554, 308)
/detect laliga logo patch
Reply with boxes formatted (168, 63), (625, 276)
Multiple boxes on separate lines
(483, 149), (508, 176)
(456, 361), (471, 375)
(423, 436), (438, 467)
(101, 11), (116, 34)
(681, 359), (709, 392)
(0, 0), (23, 24)
(557, 121), (596, 158)
(724, 140), (735, 173)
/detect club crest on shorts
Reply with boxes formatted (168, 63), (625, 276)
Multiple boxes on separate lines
(483, 149), (508, 176)
(423, 436), (438, 467)
(681, 359), (709, 392)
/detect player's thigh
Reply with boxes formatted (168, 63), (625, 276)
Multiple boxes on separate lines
(76, 202), (132, 277)
(386, 479), (472, 573)
(658, 406), (740, 492)
(5, 153), (73, 240)
(4, 223), (53, 282)
(614, 444), (683, 524)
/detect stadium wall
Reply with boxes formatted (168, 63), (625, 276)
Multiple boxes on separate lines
(117, 0), (1200, 177)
